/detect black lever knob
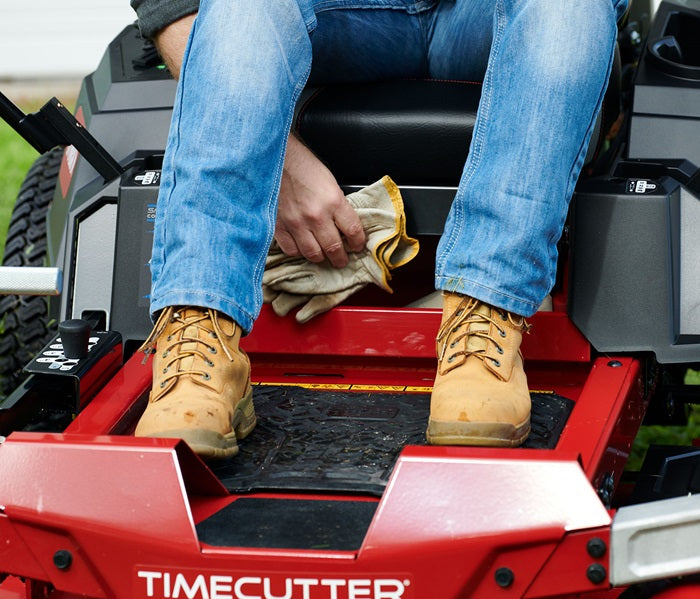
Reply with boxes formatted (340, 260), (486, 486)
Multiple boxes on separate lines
(58, 319), (91, 359)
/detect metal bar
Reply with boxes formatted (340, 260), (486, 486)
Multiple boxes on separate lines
(611, 494), (700, 586)
(37, 99), (123, 181)
(0, 91), (26, 130)
(0, 92), (123, 181)
(0, 267), (62, 296)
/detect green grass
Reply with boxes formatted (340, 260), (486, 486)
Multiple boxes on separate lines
(0, 103), (43, 257)
(686, 368), (700, 385)
(629, 397), (700, 472)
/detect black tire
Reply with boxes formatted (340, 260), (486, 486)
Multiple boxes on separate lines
(0, 148), (63, 398)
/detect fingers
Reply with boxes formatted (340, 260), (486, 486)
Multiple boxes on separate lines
(273, 227), (301, 259)
(275, 218), (349, 268)
(333, 197), (366, 253)
(277, 134), (367, 268)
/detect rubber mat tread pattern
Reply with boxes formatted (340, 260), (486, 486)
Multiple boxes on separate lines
(210, 386), (574, 496)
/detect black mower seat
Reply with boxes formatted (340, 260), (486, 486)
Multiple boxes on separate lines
(296, 79), (482, 187)
(295, 53), (621, 191)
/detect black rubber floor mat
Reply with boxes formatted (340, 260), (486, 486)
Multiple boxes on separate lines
(209, 386), (574, 496)
(197, 497), (377, 550)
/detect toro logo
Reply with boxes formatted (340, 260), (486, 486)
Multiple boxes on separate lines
(135, 570), (413, 599)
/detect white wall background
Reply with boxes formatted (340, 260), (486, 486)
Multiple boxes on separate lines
(1, 0), (663, 80)
(1, 1), (136, 79)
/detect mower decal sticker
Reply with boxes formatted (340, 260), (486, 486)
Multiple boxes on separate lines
(253, 382), (432, 393)
(135, 569), (413, 599)
(254, 382), (352, 390)
(58, 105), (85, 198)
(626, 179), (658, 194)
(147, 203), (157, 224)
(351, 384), (413, 393)
(135, 171), (161, 186)
(33, 337), (99, 371)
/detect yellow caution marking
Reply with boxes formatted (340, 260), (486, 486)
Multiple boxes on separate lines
(253, 382), (432, 393)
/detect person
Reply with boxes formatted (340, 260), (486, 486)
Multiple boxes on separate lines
(130, 0), (628, 459)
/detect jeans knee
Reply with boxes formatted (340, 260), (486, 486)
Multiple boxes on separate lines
(502, 0), (618, 83)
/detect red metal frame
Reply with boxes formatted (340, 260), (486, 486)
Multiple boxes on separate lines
(0, 305), (648, 598)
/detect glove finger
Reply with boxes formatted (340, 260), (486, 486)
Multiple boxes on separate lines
(295, 282), (367, 323)
(271, 292), (310, 317)
(263, 264), (315, 289)
(262, 285), (278, 304)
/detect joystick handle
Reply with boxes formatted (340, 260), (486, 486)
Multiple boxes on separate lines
(58, 319), (91, 359)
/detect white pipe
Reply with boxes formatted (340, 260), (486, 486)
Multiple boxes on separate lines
(0, 267), (62, 296)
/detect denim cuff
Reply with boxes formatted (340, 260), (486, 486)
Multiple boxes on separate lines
(130, 0), (199, 39)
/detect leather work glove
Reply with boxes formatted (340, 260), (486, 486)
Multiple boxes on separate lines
(263, 176), (419, 323)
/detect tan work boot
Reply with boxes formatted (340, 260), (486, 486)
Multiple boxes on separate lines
(427, 293), (531, 447)
(135, 306), (256, 459)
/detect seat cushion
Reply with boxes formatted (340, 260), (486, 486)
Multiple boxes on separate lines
(295, 79), (482, 187)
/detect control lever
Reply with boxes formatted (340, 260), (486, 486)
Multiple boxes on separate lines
(58, 319), (91, 360)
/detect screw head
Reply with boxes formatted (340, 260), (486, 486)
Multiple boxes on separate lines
(587, 537), (607, 558)
(587, 563), (606, 584)
(53, 549), (72, 571)
(494, 567), (515, 588)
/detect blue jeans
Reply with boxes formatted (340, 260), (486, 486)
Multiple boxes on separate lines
(149, 0), (628, 333)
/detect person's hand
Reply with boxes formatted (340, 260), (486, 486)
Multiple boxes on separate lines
(264, 176), (420, 323)
(275, 134), (365, 268)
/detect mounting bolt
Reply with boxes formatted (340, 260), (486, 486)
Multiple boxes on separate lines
(597, 472), (615, 507)
(587, 537), (607, 558)
(607, 360), (622, 368)
(494, 567), (514, 588)
(53, 550), (72, 571)
(586, 563), (606, 585)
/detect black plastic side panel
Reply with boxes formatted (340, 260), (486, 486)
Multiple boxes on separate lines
(570, 175), (700, 363)
(50, 25), (175, 327)
(111, 167), (162, 344)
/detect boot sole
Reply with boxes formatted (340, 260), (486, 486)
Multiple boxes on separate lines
(426, 416), (530, 447)
(145, 387), (257, 460)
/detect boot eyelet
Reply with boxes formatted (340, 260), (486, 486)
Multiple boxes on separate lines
(210, 332), (218, 339)
(162, 350), (169, 358)
(498, 329), (507, 338)
(492, 359), (501, 367)
(162, 367), (168, 374)
(500, 312), (507, 321)
(206, 359), (214, 367)
(447, 355), (455, 363)
(166, 335), (172, 342)
(202, 373), (211, 381)
(450, 340), (457, 349)
(208, 347), (217, 354)
(159, 381), (166, 388)
(496, 346), (504, 355)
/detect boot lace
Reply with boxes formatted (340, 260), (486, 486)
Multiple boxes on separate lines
(436, 297), (529, 370)
(140, 307), (235, 397)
